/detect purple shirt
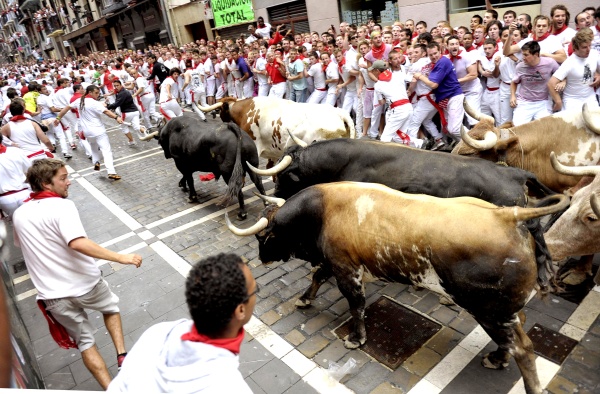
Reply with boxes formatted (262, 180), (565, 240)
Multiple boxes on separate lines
(513, 57), (559, 102)
(428, 57), (463, 102)
(237, 57), (253, 78)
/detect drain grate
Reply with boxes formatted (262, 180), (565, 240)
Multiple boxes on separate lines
(12, 260), (26, 274)
(334, 296), (441, 370)
(527, 323), (578, 365)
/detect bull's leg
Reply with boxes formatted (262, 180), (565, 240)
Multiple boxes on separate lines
(186, 174), (197, 202)
(178, 176), (188, 192)
(296, 264), (332, 308)
(236, 189), (247, 220)
(478, 315), (541, 394)
(335, 267), (367, 349)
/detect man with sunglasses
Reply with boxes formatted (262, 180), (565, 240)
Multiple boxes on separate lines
(108, 253), (256, 393)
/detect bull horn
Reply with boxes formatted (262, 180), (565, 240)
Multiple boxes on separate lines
(582, 103), (600, 136)
(550, 151), (600, 176)
(288, 130), (308, 148)
(591, 194), (600, 218)
(463, 98), (495, 123)
(246, 155), (293, 176)
(140, 131), (159, 141)
(225, 213), (269, 236)
(460, 126), (498, 151)
(198, 102), (223, 112)
(254, 193), (286, 207)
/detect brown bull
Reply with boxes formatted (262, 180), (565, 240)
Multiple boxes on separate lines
(452, 100), (600, 193)
(226, 182), (569, 394)
(545, 153), (600, 285)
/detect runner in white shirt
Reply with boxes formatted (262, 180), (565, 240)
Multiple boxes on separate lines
(0, 136), (31, 218)
(548, 28), (600, 112)
(183, 60), (207, 121)
(55, 85), (124, 180)
(306, 52), (327, 104)
(129, 68), (159, 129)
(358, 42), (376, 138)
(255, 17), (272, 39)
(479, 39), (502, 125)
(550, 5), (577, 52)
(53, 78), (78, 149)
(504, 17), (567, 65)
(253, 53), (269, 97)
(498, 26), (525, 125)
(159, 68), (183, 120)
(37, 85), (71, 158)
(224, 51), (242, 98)
(204, 56), (216, 105)
(321, 53), (339, 106)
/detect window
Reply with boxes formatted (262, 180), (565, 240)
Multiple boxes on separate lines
(268, 1), (309, 34)
(449, 0), (540, 14)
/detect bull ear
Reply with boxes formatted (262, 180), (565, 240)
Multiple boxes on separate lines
(494, 135), (519, 153)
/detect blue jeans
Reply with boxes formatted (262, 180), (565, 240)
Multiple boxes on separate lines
(289, 89), (305, 103)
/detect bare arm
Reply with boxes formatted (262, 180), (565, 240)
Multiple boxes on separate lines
(459, 63), (479, 84)
(69, 237), (142, 267)
(510, 81), (518, 107)
(33, 122), (53, 151)
(413, 72), (439, 89)
(547, 76), (562, 111)
(541, 49), (566, 65)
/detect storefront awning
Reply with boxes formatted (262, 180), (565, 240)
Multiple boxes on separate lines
(61, 17), (107, 41)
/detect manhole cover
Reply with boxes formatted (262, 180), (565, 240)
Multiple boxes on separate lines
(527, 323), (578, 365)
(334, 296), (441, 370)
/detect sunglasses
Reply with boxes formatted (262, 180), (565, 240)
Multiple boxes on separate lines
(243, 282), (259, 303)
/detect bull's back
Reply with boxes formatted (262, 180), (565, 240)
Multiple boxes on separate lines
(315, 182), (536, 302)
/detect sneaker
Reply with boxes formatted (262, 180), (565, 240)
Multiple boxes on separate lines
(420, 138), (434, 150)
(70, 143), (77, 150)
(128, 140), (136, 146)
(63, 152), (73, 159)
(94, 162), (100, 171)
(431, 139), (446, 151)
(117, 353), (127, 371)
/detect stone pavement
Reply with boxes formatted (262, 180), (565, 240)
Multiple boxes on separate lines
(5, 114), (600, 393)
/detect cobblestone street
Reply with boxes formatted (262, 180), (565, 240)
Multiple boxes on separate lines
(5, 114), (600, 393)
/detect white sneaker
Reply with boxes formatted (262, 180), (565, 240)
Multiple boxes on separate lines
(128, 140), (136, 146)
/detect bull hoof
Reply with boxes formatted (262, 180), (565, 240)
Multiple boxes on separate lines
(482, 352), (509, 370)
(188, 195), (198, 203)
(237, 212), (248, 220)
(295, 298), (311, 308)
(344, 337), (366, 349)
(560, 271), (590, 286)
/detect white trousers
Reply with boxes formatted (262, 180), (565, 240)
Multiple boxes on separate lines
(139, 93), (160, 128)
(258, 83), (270, 97)
(307, 89), (326, 104)
(481, 88), (501, 126)
(0, 188), (30, 217)
(381, 104), (414, 145)
(354, 90), (364, 136)
(499, 83), (513, 126)
(512, 99), (551, 126)
(88, 133), (115, 174)
(563, 95), (599, 112)
(342, 90), (358, 115)
(368, 101), (384, 138)
(269, 82), (286, 99)
(160, 100), (183, 120)
(464, 85), (483, 126)
(407, 96), (442, 140)
(324, 91), (338, 106)
(243, 79), (254, 99)
(443, 94), (465, 140)
(121, 111), (141, 135)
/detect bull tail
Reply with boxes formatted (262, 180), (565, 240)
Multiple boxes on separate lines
(512, 194), (570, 222)
(341, 111), (356, 139)
(219, 122), (245, 206)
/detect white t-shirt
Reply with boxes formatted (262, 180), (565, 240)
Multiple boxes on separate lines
(553, 27), (576, 52)
(255, 23), (272, 39)
(0, 147), (30, 194)
(410, 57), (433, 96)
(325, 62), (339, 93)
(159, 77), (177, 103)
(374, 69), (409, 104)
(53, 87), (74, 108)
(135, 76), (151, 95)
(308, 63), (326, 89)
(204, 59), (215, 81)
(36, 94), (55, 116)
(518, 35), (563, 55)
(13, 197), (101, 300)
(70, 97), (107, 137)
(480, 52), (501, 89)
(553, 51), (600, 103)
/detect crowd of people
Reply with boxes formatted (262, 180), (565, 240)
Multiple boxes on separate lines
(1, 3), (600, 391)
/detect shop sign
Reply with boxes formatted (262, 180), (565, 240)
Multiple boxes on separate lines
(212, 0), (254, 28)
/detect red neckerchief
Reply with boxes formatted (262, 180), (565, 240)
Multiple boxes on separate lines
(337, 57), (345, 74)
(10, 115), (28, 122)
(567, 42), (573, 56)
(54, 86), (63, 93)
(450, 51), (463, 61)
(258, 23), (265, 28)
(535, 31), (550, 41)
(392, 39), (400, 46)
(322, 62), (328, 72)
(596, 25), (600, 33)
(465, 46), (475, 52)
(371, 43), (386, 60)
(443, 49), (449, 55)
(24, 191), (62, 202)
(378, 70), (392, 82)
(181, 325), (244, 355)
(552, 24), (567, 35)
(84, 94), (95, 99)
(0, 145), (6, 154)
(79, 70), (85, 74)
(496, 38), (501, 44)
(486, 50), (498, 60)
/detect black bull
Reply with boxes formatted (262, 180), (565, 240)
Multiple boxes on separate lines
(226, 182), (570, 394)
(249, 138), (558, 288)
(158, 114), (266, 219)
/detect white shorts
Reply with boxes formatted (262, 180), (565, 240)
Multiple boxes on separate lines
(513, 99), (551, 126)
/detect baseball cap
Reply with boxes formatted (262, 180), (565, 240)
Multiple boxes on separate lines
(368, 60), (388, 71)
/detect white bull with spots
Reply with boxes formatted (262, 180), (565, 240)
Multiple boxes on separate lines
(199, 97), (355, 166)
(226, 181), (569, 394)
(453, 101), (600, 193)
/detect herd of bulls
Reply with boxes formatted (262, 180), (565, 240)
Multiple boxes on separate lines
(151, 97), (600, 394)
